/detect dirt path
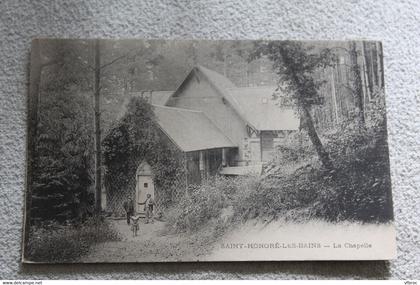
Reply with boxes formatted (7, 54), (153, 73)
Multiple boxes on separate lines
(81, 219), (214, 262)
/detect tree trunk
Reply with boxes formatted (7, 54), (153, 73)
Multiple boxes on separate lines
(360, 43), (371, 102)
(94, 39), (102, 215)
(376, 42), (384, 89)
(370, 43), (378, 88)
(330, 66), (339, 125)
(301, 105), (333, 169)
(349, 42), (365, 127)
(362, 42), (373, 96)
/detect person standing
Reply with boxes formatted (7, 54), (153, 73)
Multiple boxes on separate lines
(139, 194), (155, 224)
(123, 197), (135, 225)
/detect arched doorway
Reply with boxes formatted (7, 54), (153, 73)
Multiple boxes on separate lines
(135, 160), (155, 214)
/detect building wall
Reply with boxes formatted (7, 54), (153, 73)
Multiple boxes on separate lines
(242, 136), (261, 163)
(242, 131), (297, 164)
(186, 147), (236, 185)
(167, 71), (248, 161)
(166, 70), (301, 165)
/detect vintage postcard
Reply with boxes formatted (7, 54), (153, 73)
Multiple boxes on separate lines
(23, 39), (396, 263)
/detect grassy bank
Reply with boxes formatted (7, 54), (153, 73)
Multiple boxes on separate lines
(165, 151), (392, 240)
(25, 217), (121, 263)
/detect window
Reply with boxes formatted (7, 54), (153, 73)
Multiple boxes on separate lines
(144, 183), (148, 188)
(261, 134), (274, 149)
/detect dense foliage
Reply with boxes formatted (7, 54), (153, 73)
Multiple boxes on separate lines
(165, 175), (260, 239)
(31, 89), (94, 223)
(103, 97), (186, 213)
(29, 40), (97, 224)
(167, 89), (393, 235)
(253, 41), (335, 169)
(317, 89), (393, 222)
(242, 90), (392, 223)
(26, 218), (120, 262)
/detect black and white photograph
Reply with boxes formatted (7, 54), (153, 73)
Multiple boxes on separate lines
(23, 39), (396, 263)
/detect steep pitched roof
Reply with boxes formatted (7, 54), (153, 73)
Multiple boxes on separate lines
(168, 65), (300, 131)
(169, 65), (236, 100)
(198, 67), (299, 131)
(225, 86), (300, 131)
(196, 65), (236, 90)
(152, 105), (236, 152)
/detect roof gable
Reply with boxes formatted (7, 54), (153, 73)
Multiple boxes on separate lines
(196, 65), (236, 90)
(198, 68), (300, 130)
(167, 66), (299, 131)
(167, 65), (255, 127)
(152, 105), (236, 152)
(168, 65), (235, 100)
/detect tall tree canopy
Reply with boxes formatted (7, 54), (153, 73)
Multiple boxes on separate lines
(253, 41), (334, 169)
(30, 40), (95, 223)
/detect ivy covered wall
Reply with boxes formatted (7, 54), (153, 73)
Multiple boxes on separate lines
(102, 97), (187, 216)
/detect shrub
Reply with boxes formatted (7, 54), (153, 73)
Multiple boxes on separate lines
(25, 217), (121, 263)
(314, 141), (393, 223)
(165, 175), (260, 233)
(316, 88), (393, 222)
(232, 90), (393, 224)
(231, 171), (321, 223)
(165, 178), (226, 233)
(275, 131), (316, 163)
(234, 151), (392, 224)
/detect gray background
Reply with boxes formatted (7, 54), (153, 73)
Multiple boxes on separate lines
(0, 0), (419, 279)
